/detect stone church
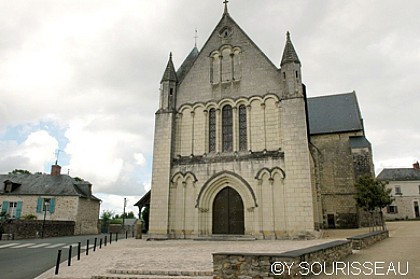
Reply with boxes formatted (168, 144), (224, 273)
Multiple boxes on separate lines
(146, 4), (373, 239)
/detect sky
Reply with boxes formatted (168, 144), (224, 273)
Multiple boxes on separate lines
(1, 0), (419, 217)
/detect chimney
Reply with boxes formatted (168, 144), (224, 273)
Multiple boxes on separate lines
(51, 163), (62, 176)
(413, 161), (420, 170)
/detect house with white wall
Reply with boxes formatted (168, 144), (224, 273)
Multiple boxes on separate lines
(377, 162), (420, 220)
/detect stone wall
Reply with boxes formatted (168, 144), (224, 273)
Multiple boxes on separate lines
(1, 220), (75, 239)
(347, 230), (389, 250)
(74, 197), (100, 235)
(311, 132), (363, 228)
(213, 240), (351, 278)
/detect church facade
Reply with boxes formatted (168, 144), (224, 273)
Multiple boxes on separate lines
(147, 6), (373, 239)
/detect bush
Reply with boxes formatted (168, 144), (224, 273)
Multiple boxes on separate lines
(110, 218), (123, 224)
(22, 214), (37, 220)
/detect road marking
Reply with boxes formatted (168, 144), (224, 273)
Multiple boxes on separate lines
(45, 243), (66, 248)
(0, 243), (19, 249)
(29, 243), (51, 248)
(11, 243), (34, 248)
(61, 243), (78, 249)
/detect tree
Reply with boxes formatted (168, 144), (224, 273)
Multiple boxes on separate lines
(100, 210), (115, 233)
(141, 206), (150, 233)
(355, 176), (393, 230)
(9, 169), (31, 175)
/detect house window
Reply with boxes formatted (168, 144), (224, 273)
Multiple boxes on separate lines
(222, 105), (233, 152)
(238, 105), (247, 151)
(8, 202), (17, 218)
(395, 186), (402, 195)
(36, 197), (56, 214)
(208, 108), (216, 152)
(1, 201), (22, 219)
(387, 205), (398, 214)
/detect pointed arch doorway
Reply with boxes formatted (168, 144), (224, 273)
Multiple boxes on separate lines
(212, 186), (244, 235)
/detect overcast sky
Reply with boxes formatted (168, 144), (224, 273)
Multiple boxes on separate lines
(1, 0), (419, 216)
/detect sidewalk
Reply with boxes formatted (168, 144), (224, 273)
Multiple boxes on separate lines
(35, 222), (419, 279)
(316, 221), (420, 279)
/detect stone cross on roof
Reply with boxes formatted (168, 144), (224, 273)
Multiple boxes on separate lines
(223, 0), (229, 14)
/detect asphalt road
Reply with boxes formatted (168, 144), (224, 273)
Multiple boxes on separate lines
(0, 234), (109, 279)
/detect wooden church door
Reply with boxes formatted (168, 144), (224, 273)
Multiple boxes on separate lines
(212, 187), (244, 235)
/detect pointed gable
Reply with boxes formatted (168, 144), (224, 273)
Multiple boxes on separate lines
(176, 10), (282, 106)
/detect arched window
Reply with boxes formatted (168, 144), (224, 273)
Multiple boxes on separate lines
(233, 49), (241, 80)
(238, 105), (247, 151)
(211, 55), (221, 84)
(222, 105), (233, 152)
(208, 108), (216, 152)
(221, 49), (232, 82)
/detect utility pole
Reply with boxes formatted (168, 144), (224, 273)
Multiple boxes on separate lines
(123, 198), (126, 227)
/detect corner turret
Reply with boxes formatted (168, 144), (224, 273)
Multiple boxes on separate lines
(159, 53), (178, 111)
(280, 32), (303, 98)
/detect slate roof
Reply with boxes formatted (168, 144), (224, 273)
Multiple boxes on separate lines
(160, 53), (178, 83)
(134, 190), (150, 208)
(0, 173), (101, 201)
(307, 92), (364, 135)
(349, 136), (371, 149)
(377, 168), (420, 182)
(280, 32), (300, 66)
(177, 46), (199, 83)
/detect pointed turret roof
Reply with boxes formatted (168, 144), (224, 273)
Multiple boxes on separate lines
(161, 52), (178, 83)
(177, 46), (199, 82)
(280, 32), (301, 66)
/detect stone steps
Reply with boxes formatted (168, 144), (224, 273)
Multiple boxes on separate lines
(193, 235), (256, 241)
(92, 270), (212, 279)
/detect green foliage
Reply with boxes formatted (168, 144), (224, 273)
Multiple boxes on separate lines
(22, 214), (37, 220)
(141, 206), (150, 232)
(355, 176), (393, 212)
(0, 211), (9, 220)
(9, 169), (31, 175)
(100, 210), (114, 221)
(110, 218), (123, 224)
(119, 211), (136, 219)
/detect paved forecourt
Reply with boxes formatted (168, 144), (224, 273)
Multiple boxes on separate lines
(36, 222), (420, 279)
(36, 237), (333, 279)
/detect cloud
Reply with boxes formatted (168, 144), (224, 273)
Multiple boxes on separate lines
(0, 130), (58, 173)
(0, 0), (419, 211)
(63, 114), (150, 195)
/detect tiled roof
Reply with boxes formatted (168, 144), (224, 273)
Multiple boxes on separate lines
(377, 168), (420, 181)
(307, 92), (364, 135)
(0, 173), (100, 201)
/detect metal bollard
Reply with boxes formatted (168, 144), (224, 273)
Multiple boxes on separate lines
(55, 250), (62, 275)
(68, 245), (72, 266)
(104, 235), (107, 246)
(94, 237), (97, 252)
(126, 231), (128, 239)
(99, 238), (102, 249)
(116, 233), (118, 242)
(86, 239), (89, 255)
(77, 242), (81, 260)
(110, 233), (112, 244)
